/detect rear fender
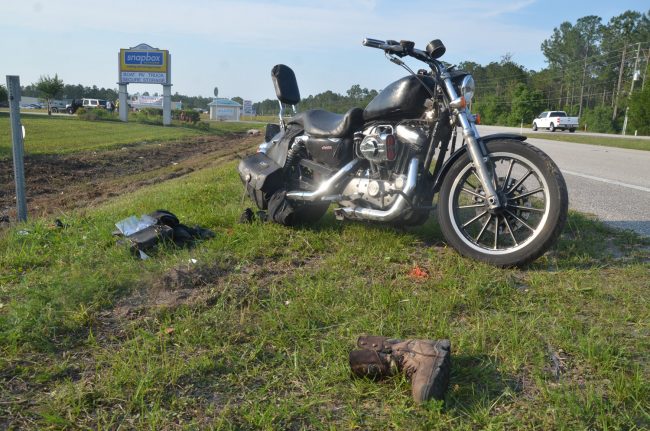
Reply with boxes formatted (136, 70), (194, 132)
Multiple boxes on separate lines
(432, 134), (526, 193)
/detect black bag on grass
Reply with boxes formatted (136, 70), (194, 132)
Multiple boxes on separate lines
(126, 224), (174, 254)
(116, 209), (214, 257)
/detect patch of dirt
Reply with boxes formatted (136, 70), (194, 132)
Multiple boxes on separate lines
(109, 255), (323, 321)
(111, 261), (234, 319)
(0, 134), (259, 219)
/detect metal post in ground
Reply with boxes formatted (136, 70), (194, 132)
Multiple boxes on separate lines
(6, 75), (27, 222)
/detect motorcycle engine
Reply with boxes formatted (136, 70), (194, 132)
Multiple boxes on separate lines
(355, 124), (428, 165)
(356, 125), (397, 163)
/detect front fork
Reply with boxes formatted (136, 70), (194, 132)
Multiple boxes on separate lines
(457, 111), (502, 210)
(441, 73), (501, 210)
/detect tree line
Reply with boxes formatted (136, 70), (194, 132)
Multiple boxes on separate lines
(469, 9), (650, 134)
(253, 84), (379, 116)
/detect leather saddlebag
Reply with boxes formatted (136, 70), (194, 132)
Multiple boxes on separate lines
(237, 152), (283, 210)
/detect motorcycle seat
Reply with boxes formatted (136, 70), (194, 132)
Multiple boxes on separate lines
(289, 108), (364, 138)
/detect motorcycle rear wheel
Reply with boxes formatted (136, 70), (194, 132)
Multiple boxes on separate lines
(437, 140), (568, 267)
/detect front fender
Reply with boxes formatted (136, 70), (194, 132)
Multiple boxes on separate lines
(432, 134), (527, 193)
(480, 133), (526, 144)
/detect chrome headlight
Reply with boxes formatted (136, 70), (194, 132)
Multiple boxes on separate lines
(460, 75), (475, 102)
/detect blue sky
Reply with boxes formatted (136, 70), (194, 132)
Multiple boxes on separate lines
(1, 0), (648, 102)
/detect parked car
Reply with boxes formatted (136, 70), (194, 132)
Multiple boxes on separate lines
(49, 100), (67, 113)
(532, 111), (579, 132)
(66, 98), (108, 114)
(82, 98), (101, 109)
(66, 99), (83, 114)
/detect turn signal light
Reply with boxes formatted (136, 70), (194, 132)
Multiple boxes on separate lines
(475, 114), (481, 124)
(450, 96), (466, 110)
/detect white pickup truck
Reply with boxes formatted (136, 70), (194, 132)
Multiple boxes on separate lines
(532, 111), (579, 132)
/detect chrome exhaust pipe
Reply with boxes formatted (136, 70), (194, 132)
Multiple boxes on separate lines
(339, 158), (419, 222)
(286, 159), (360, 202)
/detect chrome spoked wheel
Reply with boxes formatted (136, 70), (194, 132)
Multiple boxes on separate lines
(448, 152), (550, 254)
(437, 140), (568, 266)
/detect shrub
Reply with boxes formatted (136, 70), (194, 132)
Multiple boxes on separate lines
(140, 107), (163, 117)
(628, 86), (650, 136)
(76, 108), (117, 122)
(132, 109), (163, 125)
(472, 95), (506, 125)
(581, 106), (617, 134)
(195, 121), (210, 131)
(172, 110), (200, 124)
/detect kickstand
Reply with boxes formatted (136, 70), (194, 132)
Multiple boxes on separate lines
(241, 178), (251, 205)
(241, 187), (247, 205)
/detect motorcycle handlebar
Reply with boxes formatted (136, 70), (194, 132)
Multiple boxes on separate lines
(363, 37), (432, 63)
(362, 37), (404, 54)
(362, 38), (385, 49)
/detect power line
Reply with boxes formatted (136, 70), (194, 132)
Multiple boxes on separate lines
(468, 41), (649, 88)
(473, 49), (638, 88)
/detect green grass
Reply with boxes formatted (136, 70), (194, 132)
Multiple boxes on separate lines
(1, 154), (648, 429)
(528, 131), (650, 152)
(0, 113), (262, 159)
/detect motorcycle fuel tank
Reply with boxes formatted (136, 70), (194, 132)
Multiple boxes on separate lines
(363, 75), (435, 122)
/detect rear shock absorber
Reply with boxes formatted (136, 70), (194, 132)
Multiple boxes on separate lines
(284, 139), (305, 171)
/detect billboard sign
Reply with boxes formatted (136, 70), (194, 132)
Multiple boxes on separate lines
(119, 44), (170, 84)
(243, 100), (253, 115)
(120, 72), (167, 84)
(134, 95), (164, 106)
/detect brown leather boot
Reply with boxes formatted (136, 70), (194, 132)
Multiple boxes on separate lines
(349, 336), (401, 378)
(391, 339), (451, 403)
(349, 336), (451, 404)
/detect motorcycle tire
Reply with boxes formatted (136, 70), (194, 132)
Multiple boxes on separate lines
(437, 140), (568, 267)
(294, 202), (330, 224)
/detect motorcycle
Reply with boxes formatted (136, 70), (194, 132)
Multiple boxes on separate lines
(238, 38), (568, 267)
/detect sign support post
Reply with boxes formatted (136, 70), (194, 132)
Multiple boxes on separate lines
(162, 84), (172, 125)
(6, 75), (28, 222)
(118, 83), (128, 122)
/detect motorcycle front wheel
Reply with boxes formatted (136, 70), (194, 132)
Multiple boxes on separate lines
(437, 140), (568, 267)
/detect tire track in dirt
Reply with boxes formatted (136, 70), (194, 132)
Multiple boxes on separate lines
(0, 134), (259, 219)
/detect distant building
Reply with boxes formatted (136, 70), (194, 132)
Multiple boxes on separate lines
(208, 98), (242, 121)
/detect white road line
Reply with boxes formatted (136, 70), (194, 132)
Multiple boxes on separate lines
(562, 170), (650, 193)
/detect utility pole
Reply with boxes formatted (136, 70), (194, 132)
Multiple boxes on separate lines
(613, 44), (627, 120)
(578, 46), (589, 118)
(630, 42), (642, 94)
(622, 43), (642, 136)
(641, 47), (649, 91)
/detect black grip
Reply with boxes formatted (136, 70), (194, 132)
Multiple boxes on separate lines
(363, 38), (385, 48)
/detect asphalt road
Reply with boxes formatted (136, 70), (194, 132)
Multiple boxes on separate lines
(477, 125), (650, 237)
